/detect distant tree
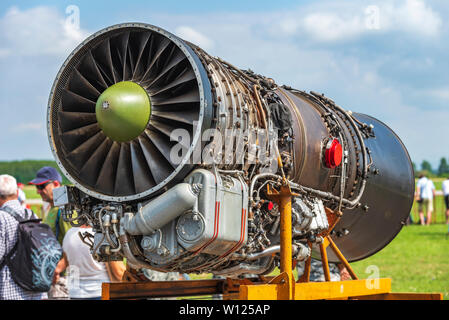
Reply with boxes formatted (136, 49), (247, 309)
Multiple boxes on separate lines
(0, 160), (69, 184)
(421, 160), (433, 174)
(412, 162), (417, 176)
(438, 157), (449, 176)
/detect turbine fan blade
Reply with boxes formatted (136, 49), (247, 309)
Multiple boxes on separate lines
(138, 135), (173, 184)
(151, 109), (197, 126)
(140, 37), (171, 83)
(66, 131), (105, 171)
(78, 50), (109, 92)
(60, 123), (101, 152)
(145, 129), (177, 169)
(58, 111), (97, 132)
(92, 38), (118, 84)
(151, 89), (200, 106)
(132, 32), (152, 80)
(146, 50), (187, 89)
(130, 140), (156, 192)
(61, 89), (96, 113)
(95, 141), (121, 194)
(114, 142), (135, 195)
(68, 69), (101, 102)
(78, 137), (112, 185)
(151, 69), (196, 96)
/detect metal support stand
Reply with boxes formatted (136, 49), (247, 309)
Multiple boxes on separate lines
(263, 182), (298, 300)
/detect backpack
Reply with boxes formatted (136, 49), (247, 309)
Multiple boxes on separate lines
(0, 206), (62, 292)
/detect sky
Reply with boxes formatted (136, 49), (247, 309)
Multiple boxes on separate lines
(0, 0), (448, 170)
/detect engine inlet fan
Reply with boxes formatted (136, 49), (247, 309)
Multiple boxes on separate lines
(48, 23), (213, 201)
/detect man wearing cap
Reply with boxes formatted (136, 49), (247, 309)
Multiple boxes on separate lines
(0, 174), (47, 300)
(29, 166), (72, 299)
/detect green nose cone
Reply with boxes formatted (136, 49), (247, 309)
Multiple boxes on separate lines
(96, 81), (151, 142)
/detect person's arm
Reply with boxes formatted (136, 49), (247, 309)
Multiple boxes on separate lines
(107, 260), (126, 282)
(53, 252), (68, 284)
(432, 182), (436, 198)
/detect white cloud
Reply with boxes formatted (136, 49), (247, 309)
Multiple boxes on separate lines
(420, 87), (449, 101)
(274, 0), (443, 43)
(302, 12), (364, 42)
(0, 48), (10, 58)
(12, 122), (43, 133)
(0, 6), (89, 57)
(383, 0), (442, 37)
(174, 26), (214, 50)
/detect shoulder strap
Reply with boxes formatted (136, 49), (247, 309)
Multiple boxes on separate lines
(0, 241), (18, 271)
(24, 208), (33, 220)
(55, 208), (61, 240)
(1, 206), (25, 223)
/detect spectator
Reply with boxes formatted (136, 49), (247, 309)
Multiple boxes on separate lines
(29, 167), (72, 299)
(16, 183), (28, 210)
(53, 224), (126, 300)
(296, 258), (341, 282)
(141, 269), (190, 300)
(0, 174), (46, 300)
(416, 174), (436, 226)
(442, 176), (449, 225)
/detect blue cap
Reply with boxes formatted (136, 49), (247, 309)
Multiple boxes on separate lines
(28, 166), (62, 185)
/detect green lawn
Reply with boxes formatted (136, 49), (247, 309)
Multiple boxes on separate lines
(351, 224), (449, 299)
(23, 185), (40, 199)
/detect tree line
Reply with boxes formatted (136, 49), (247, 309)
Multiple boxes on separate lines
(413, 157), (449, 178)
(0, 160), (70, 184)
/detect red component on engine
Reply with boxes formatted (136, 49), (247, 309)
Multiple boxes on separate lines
(325, 139), (343, 168)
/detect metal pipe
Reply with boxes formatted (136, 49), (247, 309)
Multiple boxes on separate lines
(118, 220), (153, 270)
(249, 173), (282, 204)
(319, 241), (331, 281)
(232, 243), (310, 261)
(326, 236), (358, 280)
(123, 183), (198, 235)
(213, 257), (274, 277)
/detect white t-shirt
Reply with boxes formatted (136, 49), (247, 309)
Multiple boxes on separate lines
(417, 177), (435, 200)
(442, 179), (449, 196)
(62, 227), (109, 298)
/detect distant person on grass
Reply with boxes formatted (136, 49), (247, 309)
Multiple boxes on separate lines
(16, 183), (28, 210)
(29, 167), (72, 299)
(442, 176), (449, 226)
(0, 174), (46, 300)
(416, 173), (436, 226)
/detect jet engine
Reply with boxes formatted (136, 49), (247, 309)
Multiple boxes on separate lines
(48, 23), (414, 277)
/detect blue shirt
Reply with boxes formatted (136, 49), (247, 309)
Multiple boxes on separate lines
(0, 200), (47, 300)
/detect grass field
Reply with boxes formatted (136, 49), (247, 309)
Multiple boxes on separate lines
(23, 185), (39, 199)
(351, 224), (449, 299)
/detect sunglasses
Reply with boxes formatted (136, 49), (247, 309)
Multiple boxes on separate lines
(36, 181), (52, 190)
